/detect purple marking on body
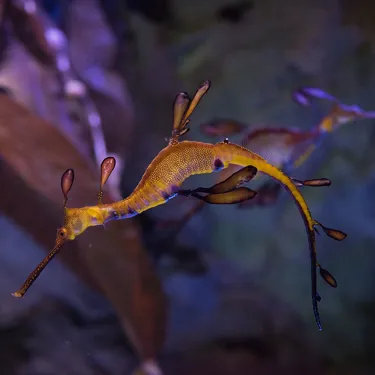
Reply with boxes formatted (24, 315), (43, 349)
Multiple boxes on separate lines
(161, 191), (170, 200)
(171, 185), (180, 193)
(128, 207), (137, 216)
(214, 158), (224, 171)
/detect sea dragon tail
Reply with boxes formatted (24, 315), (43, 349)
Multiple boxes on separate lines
(216, 142), (321, 330)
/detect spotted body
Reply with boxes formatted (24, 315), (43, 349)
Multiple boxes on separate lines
(12, 81), (346, 333)
(60, 140), (320, 328)
(67, 140), (312, 234)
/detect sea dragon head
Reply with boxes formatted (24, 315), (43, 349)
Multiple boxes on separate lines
(11, 157), (116, 298)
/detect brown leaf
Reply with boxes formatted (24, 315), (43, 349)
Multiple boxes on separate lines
(0, 95), (166, 362)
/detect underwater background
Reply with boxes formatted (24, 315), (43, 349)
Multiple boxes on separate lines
(1, 0), (375, 374)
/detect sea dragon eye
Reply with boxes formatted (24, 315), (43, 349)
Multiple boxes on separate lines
(57, 228), (67, 239)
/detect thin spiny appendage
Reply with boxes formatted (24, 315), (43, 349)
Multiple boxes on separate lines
(12, 244), (62, 297)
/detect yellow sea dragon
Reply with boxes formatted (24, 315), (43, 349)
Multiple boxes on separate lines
(12, 81), (347, 331)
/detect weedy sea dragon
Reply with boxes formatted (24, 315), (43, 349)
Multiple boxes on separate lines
(12, 81), (347, 331)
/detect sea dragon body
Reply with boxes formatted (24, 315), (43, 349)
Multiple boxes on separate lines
(13, 81), (346, 332)
(20, 139), (323, 328)
(66, 140), (313, 237)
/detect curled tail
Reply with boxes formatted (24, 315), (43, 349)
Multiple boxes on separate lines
(217, 142), (322, 329)
(264, 165), (321, 331)
(298, 206), (321, 331)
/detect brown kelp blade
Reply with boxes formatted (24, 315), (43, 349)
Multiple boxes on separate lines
(61, 168), (74, 206)
(192, 187), (257, 204)
(7, 0), (56, 66)
(318, 266), (337, 288)
(195, 166), (258, 194)
(292, 178), (331, 187)
(12, 239), (66, 298)
(173, 92), (190, 132)
(180, 80), (211, 127)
